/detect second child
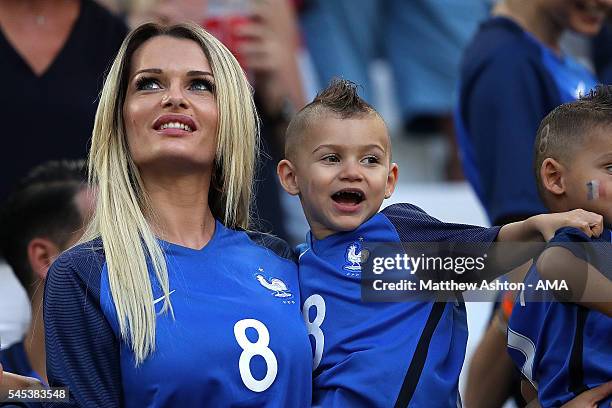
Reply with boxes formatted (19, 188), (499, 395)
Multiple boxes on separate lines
(277, 79), (604, 407)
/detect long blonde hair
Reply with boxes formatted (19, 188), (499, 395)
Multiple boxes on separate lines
(81, 22), (258, 364)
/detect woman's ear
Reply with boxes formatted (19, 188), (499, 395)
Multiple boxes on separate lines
(277, 159), (300, 195)
(541, 158), (566, 196)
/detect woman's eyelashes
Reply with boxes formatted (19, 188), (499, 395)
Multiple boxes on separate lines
(134, 76), (215, 93)
(190, 78), (215, 93)
(135, 76), (161, 91)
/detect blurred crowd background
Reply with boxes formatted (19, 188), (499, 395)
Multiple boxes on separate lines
(0, 1), (610, 407)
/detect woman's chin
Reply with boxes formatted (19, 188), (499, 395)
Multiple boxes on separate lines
(136, 153), (215, 175)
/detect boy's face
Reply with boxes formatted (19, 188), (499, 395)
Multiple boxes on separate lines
(280, 114), (398, 239)
(561, 129), (612, 222)
(543, 0), (609, 36)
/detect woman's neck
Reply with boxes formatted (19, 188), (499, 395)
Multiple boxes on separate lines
(494, 0), (564, 54)
(142, 171), (216, 250)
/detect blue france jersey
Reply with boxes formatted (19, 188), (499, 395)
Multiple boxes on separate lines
(508, 227), (612, 408)
(44, 221), (312, 407)
(298, 203), (500, 407)
(456, 17), (598, 224)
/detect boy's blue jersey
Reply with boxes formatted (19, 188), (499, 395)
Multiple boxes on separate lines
(44, 221), (312, 407)
(298, 203), (500, 407)
(456, 16), (598, 224)
(508, 227), (612, 408)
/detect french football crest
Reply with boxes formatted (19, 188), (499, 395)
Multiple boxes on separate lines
(343, 238), (369, 275)
(255, 268), (293, 299)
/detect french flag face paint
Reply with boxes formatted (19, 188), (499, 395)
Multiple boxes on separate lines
(587, 180), (606, 200)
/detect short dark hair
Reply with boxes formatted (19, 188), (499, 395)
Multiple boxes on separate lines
(0, 160), (87, 291)
(285, 79), (380, 160)
(534, 85), (612, 199)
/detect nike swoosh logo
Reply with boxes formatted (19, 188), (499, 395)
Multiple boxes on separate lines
(153, 290), (176, 305)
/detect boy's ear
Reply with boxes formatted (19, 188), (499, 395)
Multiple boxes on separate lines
(541, 158), (566, 196)
(385, 163), (399, 199)
(277, 159), (300, 196)
(27, 237), (61, 281)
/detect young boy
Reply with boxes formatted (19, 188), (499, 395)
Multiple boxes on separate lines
(277, 79), (603, 407)
(507, 86), (612, 408)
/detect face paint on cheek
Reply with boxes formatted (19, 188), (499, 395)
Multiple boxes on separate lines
(587, 180), (606, 200)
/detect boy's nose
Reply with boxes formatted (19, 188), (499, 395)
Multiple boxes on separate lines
(339, 161), (364, 181)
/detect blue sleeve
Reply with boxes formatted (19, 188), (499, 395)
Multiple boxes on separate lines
(381, 203), (501, 243)
(546, 227), (592, 262)
(43, 249), (122, 408)
(464, 49), (550, 224)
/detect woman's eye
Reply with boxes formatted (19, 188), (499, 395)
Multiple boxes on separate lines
(135, 77), (162, 91)
(361, 156), (379, 164)
(606, 165), (612, 173)
(322, 155), (340, 163)
(190, 79), (214, 92)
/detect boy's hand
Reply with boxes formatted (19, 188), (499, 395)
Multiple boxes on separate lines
(524, 380), (612, 408)
(529, 209), (603, 241)
(561, 380), (612, 407)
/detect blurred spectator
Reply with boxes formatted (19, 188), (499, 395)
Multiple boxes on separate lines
(0, 0), (128, 203)
(133, 0), (306, 242)
(0, 261), (30, 352)
(457, 0), (607, 226)
(298, 0), (490, 180)
(594, 18), (612, 83)
(0, 160), (92, 386)
(457, 1), (610, 407)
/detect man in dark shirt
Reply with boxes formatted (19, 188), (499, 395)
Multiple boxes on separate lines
(0, 0), (127, 203)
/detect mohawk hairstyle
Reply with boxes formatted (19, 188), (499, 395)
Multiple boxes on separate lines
(285, 78), (380, 160)
(534, 84), (612, 199)
(309, 78), (374, 117)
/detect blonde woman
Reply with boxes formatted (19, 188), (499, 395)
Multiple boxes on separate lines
(43, 22), (311, 407)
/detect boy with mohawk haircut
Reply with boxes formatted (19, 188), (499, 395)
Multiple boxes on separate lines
(507, 85), (612, 408)
(277, 79), (604, 407)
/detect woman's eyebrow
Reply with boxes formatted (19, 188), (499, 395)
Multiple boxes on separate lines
(133, 68), (162, 76)
(187, 70), (214, 77)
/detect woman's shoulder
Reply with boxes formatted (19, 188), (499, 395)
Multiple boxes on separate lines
(50, 237), (107, 287)
(238, 229), (297, 264)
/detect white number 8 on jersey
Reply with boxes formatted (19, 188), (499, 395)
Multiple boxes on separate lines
(302, 294), (326, 370)
(234, 319), (278, 392)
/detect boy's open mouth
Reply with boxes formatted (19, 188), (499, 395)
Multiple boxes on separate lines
(332, 189), (364, 205)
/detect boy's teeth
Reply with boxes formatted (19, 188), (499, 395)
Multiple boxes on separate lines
(160, 122), (192, 131)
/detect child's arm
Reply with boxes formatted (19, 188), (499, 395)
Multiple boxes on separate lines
(522, 379), (612, 408)
(497, 209), (603, 242)
(537, 246), (612, 317)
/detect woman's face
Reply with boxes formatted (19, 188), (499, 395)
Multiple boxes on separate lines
(123, 35), (218, 174)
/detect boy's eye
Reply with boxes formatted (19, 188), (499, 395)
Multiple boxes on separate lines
(190, 78), (215, 92)
(361, 156), (379, 165)
(322, 154), (340, 163)
(135, 77), (161, 91)
(606, 165), (612, 173)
